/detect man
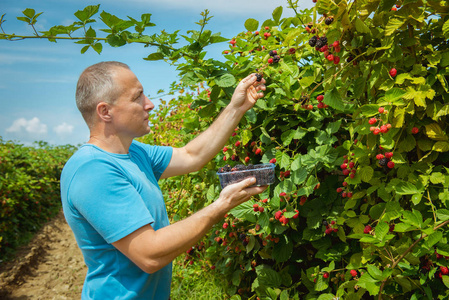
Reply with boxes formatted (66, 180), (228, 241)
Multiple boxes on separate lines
(60, 61), (267, 299)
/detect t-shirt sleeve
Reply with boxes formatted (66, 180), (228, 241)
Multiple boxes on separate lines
(132, 140), (173, 180)
(68, 159), (154, 244)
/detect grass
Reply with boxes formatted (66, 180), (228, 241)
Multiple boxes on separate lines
(170, 255), (228, 299)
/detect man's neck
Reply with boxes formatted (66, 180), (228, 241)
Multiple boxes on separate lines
(88, 134), (133, 154)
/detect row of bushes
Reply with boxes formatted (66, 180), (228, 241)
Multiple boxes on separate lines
(0, 137), (76, 260)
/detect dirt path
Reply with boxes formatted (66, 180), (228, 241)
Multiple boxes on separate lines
(0, 210), (86, 299)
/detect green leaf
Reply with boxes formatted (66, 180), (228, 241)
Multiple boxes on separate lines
(436, 209), (449, 221)
(359, 166), (374, 182)
(443, 18), (449, 39)
(74, 4), (100, 23)
(367, 265), (383, 281)
(292, 168), (307, 185)
(375, 222), (389, 241)
(361, 104), (379, 117)
(232, 270), (241, 286)
(272, 235), (293, 262)
(395, 181), (420, 195)
(425, 231), (442, 249)
(91, 42), (102, 54)
(255, 265), (282, 287)
(244, 18), (259, 32)
(355, 17), (370, 34)
(426, 123), (448, 141)
(385, 18), (405, 36)
(433, 141), (449, 152)
(215, 73), (236, 88)
(272, 6), (283, 23)
(317, 294), (336, 300)
(22, 8), (36, 19)
(323, 87), (344, 111)
(144, 52), (164, 61)
(402, 210), (422, 228)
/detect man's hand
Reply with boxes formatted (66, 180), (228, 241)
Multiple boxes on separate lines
(229, 73), (266, 112)
(216, 177), (267, 212)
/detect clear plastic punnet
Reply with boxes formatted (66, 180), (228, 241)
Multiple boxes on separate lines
(216, 163), (276, 189)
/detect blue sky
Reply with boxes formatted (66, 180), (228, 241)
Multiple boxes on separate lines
(0, 0), (311, 146)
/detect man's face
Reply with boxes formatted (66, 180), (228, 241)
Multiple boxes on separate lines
(109, 68), (154, 138)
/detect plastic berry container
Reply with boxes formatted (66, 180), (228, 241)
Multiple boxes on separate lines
(216, 163), (276, 189)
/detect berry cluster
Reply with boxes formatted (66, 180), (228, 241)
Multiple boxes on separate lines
(376, 151), (395, 169)
(323, 220), (337, 235)
(308, 35), (341, 64)
(274, 208), (299, 225)
(369, 107), (392, 135)
(324, 16), (334, 25)
(267, 50), (280, 64)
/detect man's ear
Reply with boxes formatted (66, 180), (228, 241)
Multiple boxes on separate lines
(96, 102), (113, 122)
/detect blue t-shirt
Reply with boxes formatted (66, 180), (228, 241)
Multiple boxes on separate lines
(60, 140), (173, 300)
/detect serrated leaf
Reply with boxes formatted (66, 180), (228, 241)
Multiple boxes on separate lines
(443, 18), (449, 39)
(215, 73), (236, 88)
(359, 166), (374, 182)
(144, 52), (164, 61)
(385, 18), (405, 36)
(272, 6), (283, 23)
(375, 222), (389, 241)
(361, 104), (379, 117)
(395, 181), (420, 195)
(426, 123), (448, 141)
(433, 141), (449, 152)
(425, 231), (442, 249)
(436, 209), (449, 221)
(355, 18), (370, 34)
(255, 265), (282, 287)
(244, 18), (259, 32)
(367, 265), (383, 281)
(292, 168), (307, 184)
(272, 235), (293, 262)
(323, 87), (344, 111)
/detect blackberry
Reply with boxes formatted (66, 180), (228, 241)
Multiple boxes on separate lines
(315, 36), (328, 49)
(325, 17), (334, 25)
(308, 36), (318, 47)
(242, 240), (248, 247)
(346, 56), (354, 62)
(379, 158), (389, 167)
(239, 233), (246, 240)
(255, 73), (262, 82)
(269, 50), (277, 56)
(323, 220), (329, 227)
(272, 55), (280, 63)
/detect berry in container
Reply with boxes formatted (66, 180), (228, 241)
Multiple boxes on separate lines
(217, 163), (275, 189)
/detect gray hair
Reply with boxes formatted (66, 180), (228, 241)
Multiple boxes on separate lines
(75, 61), (130, 127)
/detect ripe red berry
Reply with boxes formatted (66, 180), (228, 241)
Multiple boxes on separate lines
(300, 196), (307, 206)
(253, 203), (259, 208)
(317, 95), (324, 102)
(389, 68), (397, 77)
(440, 266), (449, 275)
(223, 147), (228, 152)
(350, 270), (358, 277)
(269, 158), (276, 164)
(411, 127), (419, 134)
(282, 217), (289, 225)
(378, 107), (385, 113)
(380, 125), (388, 133)
(332, 40), (340, 48)
(341, 192), (347, 198)
(342, 181), (348, 187)
(307, 104), (313, 110)
(364, 225), (372, 234)
(373, 128), (381, 135)
(391, 6), (397, 11)
(230, 39), (236, 45)
(342, 169), (350, 176)
(224, 50), (229, 54)
(387, 161), (395, 168)
(275, 211), (283, 220)
(284, 170), (291, 177)
(268, 58), (273, 64)
(258, 206), (264, 212)
(369, 118), (377, 125)
(325, 228), (333, 235)
(349, 162), (355, 169)
(245, 156), (250, 163)
(385, 152), (393, 159)
(347, 192), (353, 198)
(317, 102), (324, 109)
(336, 187), (343, 193)
(341, 163), (347, 169)
(223, 223), (229, 229)
(235, 141), (241, 147)
(255, 148), (262, 155)
(326, 54), (334, 61)
(289, 48), (296, 54)
(265, 26), (270, 30)
(333, 56), (340, 64)
(376, 154), (385, 160)
(280, 192), (287, 197)
(323, 272), (330, 278)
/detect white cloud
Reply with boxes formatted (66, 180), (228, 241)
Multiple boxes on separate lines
(53, 122), (74, 135)
(6, 117), (48, 134)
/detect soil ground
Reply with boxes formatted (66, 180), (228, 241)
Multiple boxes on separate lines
(0, 210), (86, 299)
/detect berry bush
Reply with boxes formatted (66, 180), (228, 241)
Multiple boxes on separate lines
(0, 138), (76, 259)
(3, 1), (449, 298)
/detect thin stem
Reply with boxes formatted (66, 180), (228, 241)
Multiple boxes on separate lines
(377, 219), (449, 299)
